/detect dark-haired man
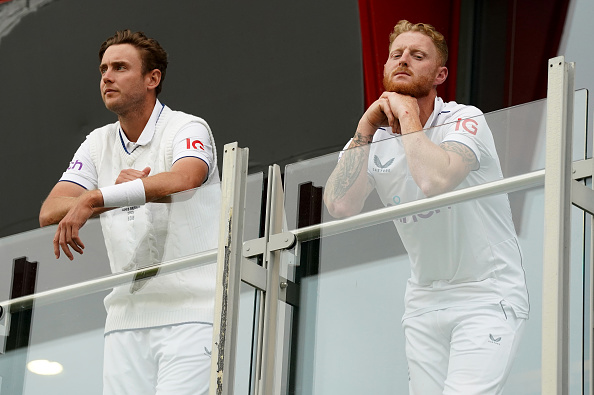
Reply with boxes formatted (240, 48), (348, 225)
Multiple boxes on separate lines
(40, 30), (219, 395)
(324, 20), (529, 394)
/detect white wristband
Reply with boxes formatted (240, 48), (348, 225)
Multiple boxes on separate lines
(99, 178), (146, 208)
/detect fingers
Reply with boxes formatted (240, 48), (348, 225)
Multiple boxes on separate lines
(53, 229), (61, 259)
(68, 226), (85, 255)
(379, 98), (396, 129)
(115, 168), (151, 184)
(53, 222), (85, 261)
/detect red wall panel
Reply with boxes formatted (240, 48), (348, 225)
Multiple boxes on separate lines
(504, 0), (570, 106)
(358, 0), (461, 108)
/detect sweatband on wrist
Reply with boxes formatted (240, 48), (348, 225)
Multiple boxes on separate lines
(99, 178), (146, 208)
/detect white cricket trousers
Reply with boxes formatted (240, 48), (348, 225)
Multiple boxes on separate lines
(403, 303), (525, 395)
(103, 322), (213, 395)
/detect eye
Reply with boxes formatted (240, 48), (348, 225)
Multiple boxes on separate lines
(391, 52), (401, 60)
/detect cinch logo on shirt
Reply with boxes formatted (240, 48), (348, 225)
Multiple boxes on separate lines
(455, 118), (479, 135)
(67, 160), (83, 171)
(186, 138), (204, 150)
(372, 155), (394, 173)
(397, 209), (446, 224)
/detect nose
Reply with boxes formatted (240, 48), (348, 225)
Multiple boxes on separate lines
(399, 51), (410, 66)
(101, 68), (114, 84)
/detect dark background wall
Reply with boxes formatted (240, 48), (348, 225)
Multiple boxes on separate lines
(0, 0), (571, 238)
(0, 0), (364, 237)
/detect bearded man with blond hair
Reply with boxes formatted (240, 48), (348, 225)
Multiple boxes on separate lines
(324, 20), (529, 394)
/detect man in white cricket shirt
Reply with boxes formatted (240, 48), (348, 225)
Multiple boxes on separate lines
(324, 20), (529, 395)
(39, 30), (220, 395)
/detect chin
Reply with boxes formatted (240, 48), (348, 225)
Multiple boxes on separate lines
(383, 75), (433, 98)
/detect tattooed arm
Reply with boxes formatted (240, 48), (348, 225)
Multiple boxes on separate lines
(324, 129), (376, 218)
(324, 92), (405, 218)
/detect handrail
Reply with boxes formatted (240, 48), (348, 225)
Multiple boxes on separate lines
(293, 169), (546, 243)
(0, 249), (217, 311)
(0, 168), (550, 313)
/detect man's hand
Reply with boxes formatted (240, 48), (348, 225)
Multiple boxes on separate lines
(115, 166), (151, 184)
(359, 92), (420, 137)
(53, 190), (103, 260)
(378, 92), (420, 134)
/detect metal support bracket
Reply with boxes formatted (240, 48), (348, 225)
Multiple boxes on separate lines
(572, 158), (593, 180)
(279, 277), (299, 307)
(241, 259), (267, 291)
(572, 180), (594, 216)
(242, 232), (296, 259)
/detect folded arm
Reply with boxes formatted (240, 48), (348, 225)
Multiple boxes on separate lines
(381, 92), (478, 197)
(39, 157), (209, 260)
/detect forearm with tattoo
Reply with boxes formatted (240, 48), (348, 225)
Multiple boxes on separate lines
(325, 131), (372, 202)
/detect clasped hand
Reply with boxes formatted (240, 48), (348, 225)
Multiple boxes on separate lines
(362, 92), (420, 135)
(53, 167), (151, 260)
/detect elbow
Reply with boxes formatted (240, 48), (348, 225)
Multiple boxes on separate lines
(417, 178), (454, 198)
(39, 210), (53, 227)
(324, 196), (361, 219)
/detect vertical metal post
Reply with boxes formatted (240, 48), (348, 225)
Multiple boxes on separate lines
(542, 56), (575, 395)
(255, 165), (285, 395)
(210, 142), (250, 395)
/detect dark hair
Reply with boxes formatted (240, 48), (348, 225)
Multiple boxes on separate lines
(99, 30), (168, 95)
(389, 20), (448, 67)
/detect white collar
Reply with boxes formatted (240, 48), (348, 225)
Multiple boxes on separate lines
(119, 99), (165, 153)
(423, 96), (444, 129)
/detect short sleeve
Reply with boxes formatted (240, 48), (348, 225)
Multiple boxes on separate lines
(172, 122), (214, 171)
(440, 107), (490, 164)
(59, 138), (98, 190)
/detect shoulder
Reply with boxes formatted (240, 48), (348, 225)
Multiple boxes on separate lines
(87, 121), (118, 139)
(85, 122), (119, 149)
(161, 107), (212, 133)
(436, 99), (484, 124)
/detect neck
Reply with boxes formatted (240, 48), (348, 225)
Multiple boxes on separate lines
(118, 98), (157, 142)
(416, 90), (437, 127)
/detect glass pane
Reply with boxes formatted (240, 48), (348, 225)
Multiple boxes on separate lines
(0, 181), (223, 394)
(0, 259), (218, 395)
(281, 92), (589, 394)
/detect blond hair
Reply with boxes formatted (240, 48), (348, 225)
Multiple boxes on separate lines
(389, 20), (448, 66)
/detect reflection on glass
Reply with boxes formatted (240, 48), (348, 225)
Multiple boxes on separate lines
(0, 182), (222, 395)
(0, 260), (218, 395)
(281, 93), (594, 394)
(321, 104), (529, 394)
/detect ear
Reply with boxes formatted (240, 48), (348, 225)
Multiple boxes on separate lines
(145, 69), (161, 92)
(434, 66), (448, 86)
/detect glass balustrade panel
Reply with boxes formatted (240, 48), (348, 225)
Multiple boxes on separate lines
(0, 181), (225, 394)
(279, 91), (589, 394)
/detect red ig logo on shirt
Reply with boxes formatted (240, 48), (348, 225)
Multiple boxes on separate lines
(455, 118), (479, 135)
(186, 138), (204, 150)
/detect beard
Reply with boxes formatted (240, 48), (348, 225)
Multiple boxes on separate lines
(383, 68), (435, 98)
(103, 89), (146, 118)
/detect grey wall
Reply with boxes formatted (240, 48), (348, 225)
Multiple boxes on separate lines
(0, 0), (364, 237)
